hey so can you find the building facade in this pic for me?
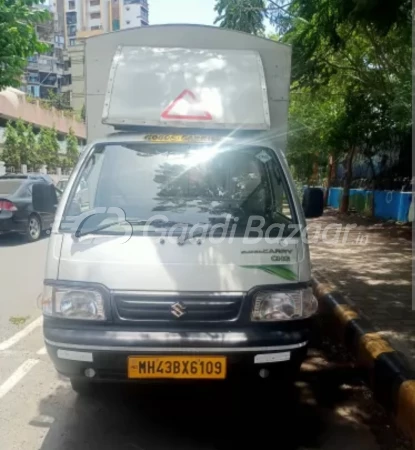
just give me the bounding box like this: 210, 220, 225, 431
21, 3, 66, 100
63, 0, 149, 46
62, 0, 149, 113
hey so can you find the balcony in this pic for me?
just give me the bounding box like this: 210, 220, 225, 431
88, 4, 101, 13
27, 61, 39, 71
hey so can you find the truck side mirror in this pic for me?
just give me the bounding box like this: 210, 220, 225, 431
33, 183, 58, 213
302, 187, 324, 218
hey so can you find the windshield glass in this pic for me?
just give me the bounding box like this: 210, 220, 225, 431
0, 180, 24, 196
60, 142, 296, 236
57, 179, 68, 191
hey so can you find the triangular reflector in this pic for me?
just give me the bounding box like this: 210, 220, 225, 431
161, 89, 212, 121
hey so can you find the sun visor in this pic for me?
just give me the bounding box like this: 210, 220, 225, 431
102, 46, 271, 130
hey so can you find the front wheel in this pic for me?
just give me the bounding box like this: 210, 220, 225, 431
26, 214, 42, 242
70, 378, 94, 396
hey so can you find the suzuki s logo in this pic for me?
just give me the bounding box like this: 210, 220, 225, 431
171, 302, 187, 318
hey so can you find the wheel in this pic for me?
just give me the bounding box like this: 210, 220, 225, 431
70, 378, 94, 396
26, 214, 42, 242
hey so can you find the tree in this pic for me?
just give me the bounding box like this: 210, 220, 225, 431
214, 0, 266, 34
38, 127, 59, 171
14, 119, 30, 167
1, 121, 20, 170
0, 0, 50, 90
1, 120, 39, 171
26, 124, 39, 170
47, 89, 71, 111
212, 0, 412, 213
80, 104, 86, 122
65, 127, 79, 169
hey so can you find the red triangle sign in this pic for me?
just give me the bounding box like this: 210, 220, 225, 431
161, 89, 212, 121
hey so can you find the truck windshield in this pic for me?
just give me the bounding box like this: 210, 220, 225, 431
60, 142, 297, 237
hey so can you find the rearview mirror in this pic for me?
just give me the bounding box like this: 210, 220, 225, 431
302, 187, 324, 218
33, 183, 58, 213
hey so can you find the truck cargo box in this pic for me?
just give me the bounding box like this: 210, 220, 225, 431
103, 46, 271, 131
85, 24, 291, 149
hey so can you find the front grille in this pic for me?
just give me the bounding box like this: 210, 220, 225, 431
113, 292, 244, 323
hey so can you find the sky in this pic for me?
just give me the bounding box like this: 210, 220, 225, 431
149, 0, 274, 32
149, 0, 218, 26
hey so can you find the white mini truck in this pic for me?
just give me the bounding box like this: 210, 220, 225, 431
35, 25, 324, 394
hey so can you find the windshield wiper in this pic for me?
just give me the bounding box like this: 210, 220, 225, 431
74, 217, 195, 239
73, 219, 130, 238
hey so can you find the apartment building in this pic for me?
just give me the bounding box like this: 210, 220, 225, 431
21, 3, 66, 100
64, 0, 149, 45
62, 0, 149, 112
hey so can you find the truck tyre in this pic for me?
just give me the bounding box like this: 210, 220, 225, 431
70, 378, 94, 396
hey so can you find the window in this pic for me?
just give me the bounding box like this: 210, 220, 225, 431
90, 12, 101, 19
69, 38, 76, 46
60, 143, 296, 236
91, 25, 101, 30
68, 0, 75, 9
66, 11, 77, 24
90, 0, 100, 5
0, 180, 24, 195
20, 184, 33, 197
141, 7, 148, 21
68, 24, 77, 36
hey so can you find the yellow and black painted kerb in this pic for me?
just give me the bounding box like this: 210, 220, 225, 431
312, 277, 415, 445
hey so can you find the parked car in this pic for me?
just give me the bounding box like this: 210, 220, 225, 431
56, 177, 69, 192
0, 173, 59, 242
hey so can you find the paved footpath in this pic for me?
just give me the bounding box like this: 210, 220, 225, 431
309, 209, 414, 367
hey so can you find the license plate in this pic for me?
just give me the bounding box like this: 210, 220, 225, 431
127, 356, 227, 379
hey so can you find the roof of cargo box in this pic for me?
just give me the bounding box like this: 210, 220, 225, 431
85, 25, 292, 145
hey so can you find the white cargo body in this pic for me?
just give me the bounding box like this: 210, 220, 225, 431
85, 24, 292, 148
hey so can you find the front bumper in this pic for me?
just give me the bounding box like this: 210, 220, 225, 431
44, 325, 311, 381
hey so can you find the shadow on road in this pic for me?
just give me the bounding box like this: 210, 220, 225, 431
35, 378, 324, 450
0, 233, 49, 247
30, 341, 397, 450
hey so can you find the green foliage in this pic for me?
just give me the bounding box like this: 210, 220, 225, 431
47, 89, 71, 111
0, 0, 51, 90
1, 121, 81, 172
80, 104, 86, 122
25, 124, 39, 169
2, 120, 39, 170
214, 0, 266, 34
38, 127, 59, 170
65, 127, 79, 168
213, 0, 412, 210
2, 121, 21, 170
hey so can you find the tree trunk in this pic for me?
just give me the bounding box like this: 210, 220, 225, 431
340, 148, 356, 214
324, 154, 334, 207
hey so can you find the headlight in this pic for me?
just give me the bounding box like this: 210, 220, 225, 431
251, 288, 317, 321
41, 285, 106, 321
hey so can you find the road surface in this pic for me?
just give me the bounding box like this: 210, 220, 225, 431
0, 234, 409, 450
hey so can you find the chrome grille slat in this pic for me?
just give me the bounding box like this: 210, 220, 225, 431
113, 292, 244, 323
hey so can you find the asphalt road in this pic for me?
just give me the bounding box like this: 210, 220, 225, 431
0, 233, 48, 342
0, 233, 409, 450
